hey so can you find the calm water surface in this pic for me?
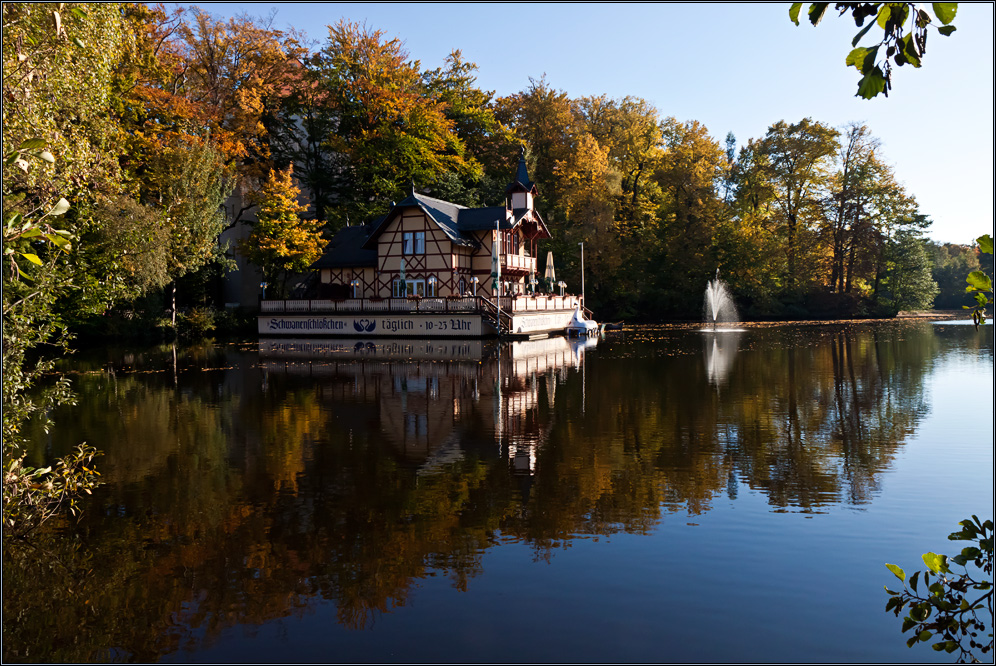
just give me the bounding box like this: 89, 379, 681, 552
5, 321, 993, 663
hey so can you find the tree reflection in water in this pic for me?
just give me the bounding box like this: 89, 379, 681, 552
4, 322, 966, 662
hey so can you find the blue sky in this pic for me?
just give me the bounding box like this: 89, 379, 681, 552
178, 2, 994, 244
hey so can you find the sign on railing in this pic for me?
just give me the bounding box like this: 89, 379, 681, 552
259, 294, 578, 315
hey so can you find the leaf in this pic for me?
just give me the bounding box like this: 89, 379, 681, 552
977, 234, 994, 254
901, 34, 922, 68
71, 37, 85, 48
49, 235, 71, 249
910, 570, 920, 592
887, 563, 906, 582
918, 630, 932, 641
21, 252, 42, 266
851, 20, 876, 47
49, 198, 70, 216
808, 2, 829, 26
789, 3, 803, 26
856, 68, 888, 98
15, 158, 29, 172
877, 5, 892, 29
932, 3, 957, 25
19, 138, 46, 150
922, 552, 948, 573
937, 25, 956, 36
39, 150, 55, 163
966, 271, 992, 291
902, 617, 916, 632
846, 46, 878, 73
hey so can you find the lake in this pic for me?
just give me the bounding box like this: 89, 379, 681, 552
4, 320, 993, 663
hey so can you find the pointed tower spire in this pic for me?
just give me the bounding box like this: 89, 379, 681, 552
506, 145, 537, 211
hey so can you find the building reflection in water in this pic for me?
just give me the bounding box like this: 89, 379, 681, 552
258, 336, 596, 480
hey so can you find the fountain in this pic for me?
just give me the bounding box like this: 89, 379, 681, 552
703, 270, 741, 331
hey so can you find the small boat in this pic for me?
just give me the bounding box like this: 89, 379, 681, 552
601, 321, 624, 331
566, 305, 598, 337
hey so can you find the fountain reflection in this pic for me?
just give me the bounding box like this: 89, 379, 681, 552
703, 330, 742, 388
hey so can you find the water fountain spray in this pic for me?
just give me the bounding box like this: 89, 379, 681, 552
704, 269, 739, 331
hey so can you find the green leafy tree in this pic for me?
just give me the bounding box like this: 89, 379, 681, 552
885, 516, 993, 662
2, 3, 118, 535
883, 230, 939, 312
239, 164, 325, 296
926, 241, 981, 309
790, 2, 959, 98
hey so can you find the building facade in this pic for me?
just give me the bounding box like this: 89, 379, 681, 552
313, 153, 551, 300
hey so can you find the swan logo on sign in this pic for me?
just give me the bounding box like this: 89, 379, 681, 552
353, 318, 376, 332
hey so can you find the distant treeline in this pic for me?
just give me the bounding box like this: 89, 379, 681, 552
3, 3, 987, 334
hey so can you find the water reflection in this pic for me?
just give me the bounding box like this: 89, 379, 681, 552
5, 322, 988, 662
703, 330, 742, 388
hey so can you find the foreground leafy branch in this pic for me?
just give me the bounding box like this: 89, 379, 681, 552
885, 516, 994, 662
790, 2, 959, 98
965, 234, 993, 328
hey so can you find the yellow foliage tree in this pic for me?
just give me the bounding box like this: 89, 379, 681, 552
240, 164, 325, 296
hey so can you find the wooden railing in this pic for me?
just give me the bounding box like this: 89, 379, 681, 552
502, 253, 536, 272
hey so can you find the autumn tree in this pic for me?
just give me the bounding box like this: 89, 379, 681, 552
647, 118, 728, 315
240, 165, 325, 296
310, 21, 478, 226
423, 50, 519, 205
495, 76, 578, 209
755, 118, 840, 293
175, 8, 306, 173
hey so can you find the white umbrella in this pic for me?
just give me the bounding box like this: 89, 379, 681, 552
544, 251, 556, 291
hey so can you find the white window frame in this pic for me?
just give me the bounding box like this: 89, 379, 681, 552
414, 231, 425, 254
394, 278, 425, 297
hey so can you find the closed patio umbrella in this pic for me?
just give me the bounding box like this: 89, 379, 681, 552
399, 257, 406, 297
544, 251, 556, 292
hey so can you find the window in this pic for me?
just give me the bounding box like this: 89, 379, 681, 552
393, 279, 425, 297
403, 231, 425, 255
458, 277, 466, 295
427, 276, 437, 297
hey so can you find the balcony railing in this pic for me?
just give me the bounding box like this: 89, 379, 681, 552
501, 253, 536, 272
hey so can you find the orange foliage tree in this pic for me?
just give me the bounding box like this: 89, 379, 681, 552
240, 165, 325, 296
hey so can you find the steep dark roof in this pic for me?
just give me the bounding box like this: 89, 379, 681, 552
311, 221, 378, 269
458, 205, 512, 231
506, 152, 536, 194
363, 193, 516, 249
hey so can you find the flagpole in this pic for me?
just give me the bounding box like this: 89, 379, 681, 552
495, 219, 501, 331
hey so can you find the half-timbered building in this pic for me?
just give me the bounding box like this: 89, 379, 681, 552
313, 153, 549, 299
259, 154, 590, 337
